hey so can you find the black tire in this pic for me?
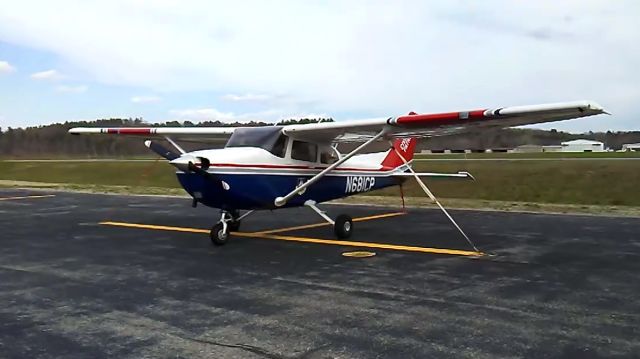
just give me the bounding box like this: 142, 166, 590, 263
334, 214, 353, 239
210, 222, 229, 246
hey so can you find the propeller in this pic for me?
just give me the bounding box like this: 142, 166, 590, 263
167, 151, 228, 190
144, 140, 229, 208
144, 140, 179, 161
145, 139, 229, 193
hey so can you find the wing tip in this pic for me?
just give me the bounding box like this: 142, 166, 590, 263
580, 100, 607, 114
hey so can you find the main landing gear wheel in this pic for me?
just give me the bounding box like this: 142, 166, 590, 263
334, 214, 353, 239
210, 222, 229, 246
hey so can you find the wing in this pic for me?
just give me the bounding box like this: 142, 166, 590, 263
282, 100, 607, 143
68, 126, 237, 143
68, 100, 606, 144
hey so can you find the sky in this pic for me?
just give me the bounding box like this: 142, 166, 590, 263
0, 0, 639, 132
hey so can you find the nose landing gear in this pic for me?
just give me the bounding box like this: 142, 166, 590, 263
210, 209, 252, 246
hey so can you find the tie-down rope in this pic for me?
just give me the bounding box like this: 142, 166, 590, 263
393, 148, 480, 253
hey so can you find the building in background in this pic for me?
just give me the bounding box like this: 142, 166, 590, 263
560, 139, 604, 152
514, 144, 543, 153
621, 143, 640, 152
542, 145, 563, 152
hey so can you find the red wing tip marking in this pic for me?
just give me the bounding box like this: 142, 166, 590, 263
394, 109, 488, 125
106, 128, 154, 134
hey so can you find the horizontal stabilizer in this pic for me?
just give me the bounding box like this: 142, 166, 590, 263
393, 171, 475, 180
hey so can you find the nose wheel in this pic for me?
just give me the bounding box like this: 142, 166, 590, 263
210, 222, 229, 245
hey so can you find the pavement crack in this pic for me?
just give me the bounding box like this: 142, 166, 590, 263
179, 336, 288, 359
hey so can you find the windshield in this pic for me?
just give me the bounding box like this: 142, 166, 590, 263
225, 126, 286, 157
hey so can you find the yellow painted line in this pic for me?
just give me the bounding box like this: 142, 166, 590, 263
100, 221, 210, 234
238, 232, 483, 256
0, 194, 56, 201
100, 220, 484, 257
253, 211, 406, 235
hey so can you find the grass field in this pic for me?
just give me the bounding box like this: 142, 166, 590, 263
1, 158, 639, 206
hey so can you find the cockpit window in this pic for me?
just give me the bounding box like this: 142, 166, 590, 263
320, 147, 338, 164
225, 126, 286, 157
291, 140, 318, 162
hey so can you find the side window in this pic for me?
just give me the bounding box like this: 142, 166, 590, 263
320, 147, 338, 164
270, 135, 287, 158
291, 140, 318, 162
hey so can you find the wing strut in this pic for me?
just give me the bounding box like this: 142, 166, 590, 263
164, 136, 186, 154
274, 129, 388, 207
393, 147, 481, 253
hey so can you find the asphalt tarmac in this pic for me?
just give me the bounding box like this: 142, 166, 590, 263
1, 189, 639, 358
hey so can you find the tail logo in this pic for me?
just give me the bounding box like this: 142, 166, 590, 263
399, 138, 411, 152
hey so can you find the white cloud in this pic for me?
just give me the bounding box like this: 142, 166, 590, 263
221, 93, 271, 102
0, 1, 638, 130
169, 108, 236, 122
168, 107, 328, 123
131, 95, 161, 103
0, 61, 16, 74
55, 85, 88, 93
30, 69, 64, 81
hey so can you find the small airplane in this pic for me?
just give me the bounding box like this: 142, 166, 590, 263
70, 100, 606, 247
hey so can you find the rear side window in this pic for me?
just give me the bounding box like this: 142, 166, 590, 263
291, 140, 318, 162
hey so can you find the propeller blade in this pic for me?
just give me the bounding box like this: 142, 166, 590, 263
144, 140, 180, 161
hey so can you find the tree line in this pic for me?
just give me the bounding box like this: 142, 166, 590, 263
0, 118, 334, 158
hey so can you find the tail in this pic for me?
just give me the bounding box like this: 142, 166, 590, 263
381, 137, 418, 169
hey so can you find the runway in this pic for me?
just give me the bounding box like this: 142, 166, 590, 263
1, 189, 639, 358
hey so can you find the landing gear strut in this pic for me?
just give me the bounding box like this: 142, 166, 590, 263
305, 200, 353, 239
210, 209, 253, 246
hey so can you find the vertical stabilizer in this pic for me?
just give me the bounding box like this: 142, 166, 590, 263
380, 137, 418, 169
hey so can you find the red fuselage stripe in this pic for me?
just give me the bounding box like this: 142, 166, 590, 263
202, 163, 390, 172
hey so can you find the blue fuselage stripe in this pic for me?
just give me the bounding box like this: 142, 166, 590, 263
176, 172, 402, 210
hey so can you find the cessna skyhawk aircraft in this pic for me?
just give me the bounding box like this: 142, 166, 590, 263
69, 100, 606, 246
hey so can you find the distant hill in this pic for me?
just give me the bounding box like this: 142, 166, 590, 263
1, 118, 638, 158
